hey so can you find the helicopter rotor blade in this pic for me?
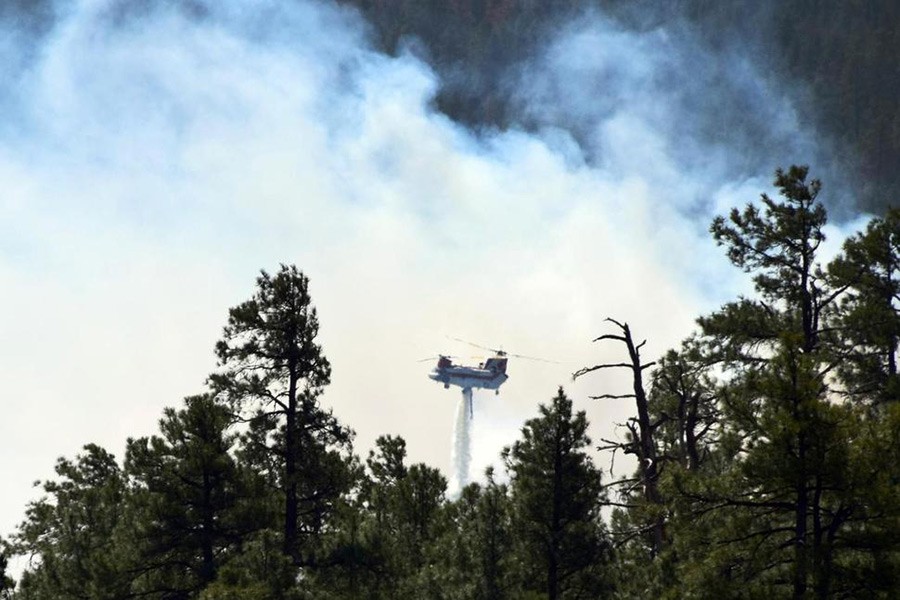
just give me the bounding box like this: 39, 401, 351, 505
417, 353, 494, 364
505, 352, 561, 364
447, 336, 561, 363
416, 354, 459, 363
447, 336, 501, 354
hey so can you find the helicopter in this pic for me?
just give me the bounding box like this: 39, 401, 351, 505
424, 338, 556, 396
427, 352, 510, 394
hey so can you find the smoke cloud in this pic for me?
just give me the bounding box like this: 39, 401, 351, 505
0, 0, 859, 536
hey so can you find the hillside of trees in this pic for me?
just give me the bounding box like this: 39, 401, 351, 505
339, 0, 900, 214
2, 165, 899, 598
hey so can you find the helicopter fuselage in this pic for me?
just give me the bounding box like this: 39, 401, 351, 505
429, 355, 509, 392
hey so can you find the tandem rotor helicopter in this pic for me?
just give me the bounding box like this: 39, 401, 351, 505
424, 338, 558, 487
422, 337, 557, 400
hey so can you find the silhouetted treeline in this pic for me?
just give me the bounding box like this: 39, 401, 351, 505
2, 165, 899, 598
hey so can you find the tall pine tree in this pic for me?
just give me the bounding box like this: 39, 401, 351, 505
503, 387, 612, 599
125, 394, 263, 596
682, 166, 867, 598
210, 265, 355, 568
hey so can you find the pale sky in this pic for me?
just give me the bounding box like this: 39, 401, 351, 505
0, 0, 857, 538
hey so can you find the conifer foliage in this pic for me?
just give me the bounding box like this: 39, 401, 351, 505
124, 394, 257, 597
209, 265, 355, 567
503, 388, 613, 599
5, 169, 900, 598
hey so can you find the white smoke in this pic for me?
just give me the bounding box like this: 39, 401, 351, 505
0, 0, 860, 540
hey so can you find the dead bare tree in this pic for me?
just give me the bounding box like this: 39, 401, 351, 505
574, 318, 665, 556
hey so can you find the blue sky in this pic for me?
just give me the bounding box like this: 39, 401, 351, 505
0, 0, 862, 536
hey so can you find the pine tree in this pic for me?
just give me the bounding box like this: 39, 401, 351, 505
503, 387, 612, 600
13, 444, 132, 599
604, 339, 722, 598
829, 207, 900, 406
306, 434, 447, 599
210, 265, 355, 567
681, 166, 865, 598
649, 340, 720, 475
424, 470, 515, 600
124, 394, 263, 597
0, 537, 14, 599
469, 469, 514, 600
823, 209, 900, 594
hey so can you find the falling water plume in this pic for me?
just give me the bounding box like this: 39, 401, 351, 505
451, 387, 473, 492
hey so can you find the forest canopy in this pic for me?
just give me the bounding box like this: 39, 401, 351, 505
3, 166, 899, 599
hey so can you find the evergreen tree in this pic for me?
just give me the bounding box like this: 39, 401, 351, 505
436, 469, 515, 600
468, 469, 514, 600
197, 529, 298, 600
703, 165, 832, 358
124, 394, 264, 597
0, 537, 14, 599
356, 434, 415, 598
305, 434, 447, 599
679, 166, 873, 598
13, 444, 132, 599
503, 387, 612, 600
829, 207, 900, 406
649, 340, 720, 475
824, 209, 900, 594
210, 265, 355, 567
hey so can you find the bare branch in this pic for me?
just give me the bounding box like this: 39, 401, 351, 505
602, 501, 641, 509
605, 317, 626, 330
600, 477, 640, 490
573, 363, 634, 379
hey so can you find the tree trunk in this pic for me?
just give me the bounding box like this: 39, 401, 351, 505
284, 368, 299, 562
793, 431, 809, 600
624, 324, 665, 555
685, 393, 701, 471
200, 469, 216, 585
548, 426, 562, 600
